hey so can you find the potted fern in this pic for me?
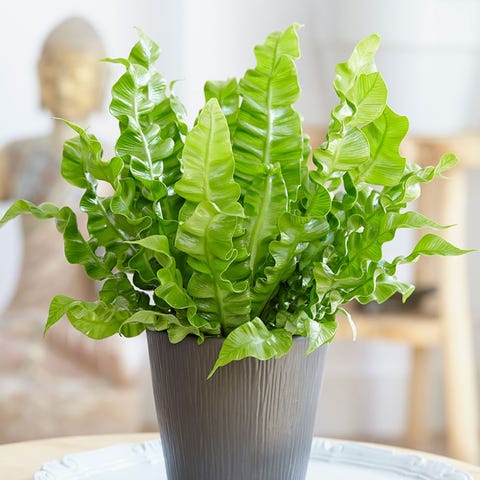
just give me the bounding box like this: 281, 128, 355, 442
0, 25, 468, 480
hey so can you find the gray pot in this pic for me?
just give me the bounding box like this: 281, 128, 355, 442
147, 330, 328, 480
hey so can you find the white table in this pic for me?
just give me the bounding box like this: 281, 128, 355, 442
1, 433, 479, 479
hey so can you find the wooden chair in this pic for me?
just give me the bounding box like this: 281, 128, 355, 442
307, 129, 480, 463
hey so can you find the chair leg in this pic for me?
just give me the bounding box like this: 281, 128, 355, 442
442, 314, 479, 463
437, 169, 479, 463
406, 347, 431, 450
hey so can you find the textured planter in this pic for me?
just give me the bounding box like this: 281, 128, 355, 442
147, 331, 328, 480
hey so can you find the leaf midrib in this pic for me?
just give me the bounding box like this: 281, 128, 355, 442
358, 114, 388, 182
254, 232, 300, 316
94, 194, 131, 243
203, 110, 214, 202
130, 74, 155, 182
203, 217, 227, 331
248, 39, 280, 278
249, 174, 274, 278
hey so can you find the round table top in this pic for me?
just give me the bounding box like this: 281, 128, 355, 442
1, 433, 479, 480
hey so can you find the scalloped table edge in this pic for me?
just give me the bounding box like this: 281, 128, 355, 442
30, 436, 476, 480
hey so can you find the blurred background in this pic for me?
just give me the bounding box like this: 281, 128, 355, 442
1, 0, 480, 463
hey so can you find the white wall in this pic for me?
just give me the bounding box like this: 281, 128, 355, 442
0, 0, 321, 144
0, 0, 186, 145
178, 0, 321, 124
311, 0, 480, 135
0, 0, 323, 141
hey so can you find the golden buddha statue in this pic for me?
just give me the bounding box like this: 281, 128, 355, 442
0, 17, 107, 317
0, 17, 106, 204
0, 20, 145, 443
